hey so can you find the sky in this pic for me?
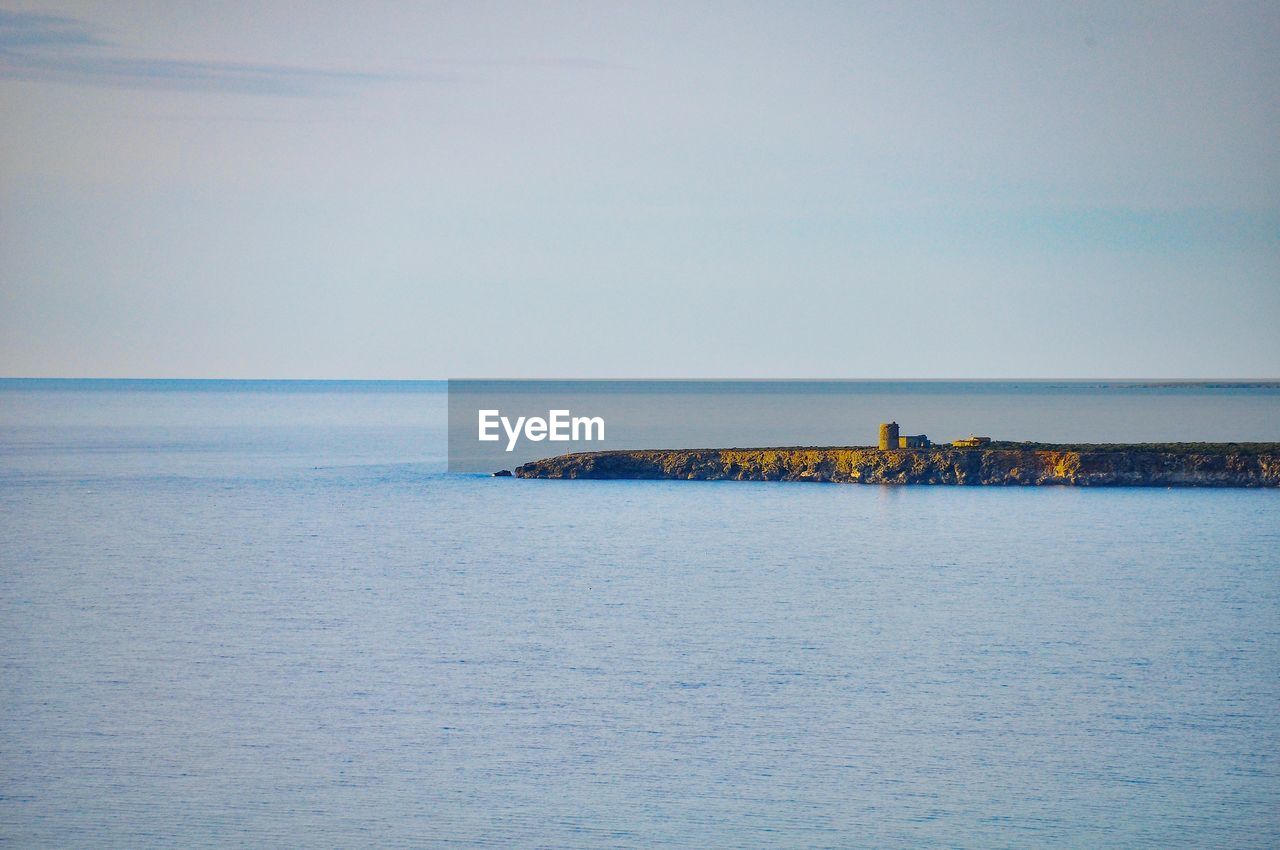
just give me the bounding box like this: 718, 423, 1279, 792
1, 1, 1277, 379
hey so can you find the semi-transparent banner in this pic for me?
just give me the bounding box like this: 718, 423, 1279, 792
445, 380, 1280, 473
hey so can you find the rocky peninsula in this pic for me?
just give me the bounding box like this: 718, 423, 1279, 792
513, 443, 1280, 487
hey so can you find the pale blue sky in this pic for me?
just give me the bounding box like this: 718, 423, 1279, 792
1, 1, 1277, 378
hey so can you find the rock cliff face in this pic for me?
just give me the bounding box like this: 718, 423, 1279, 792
514, 446, 1280, 487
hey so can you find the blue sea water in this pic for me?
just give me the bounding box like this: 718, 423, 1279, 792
1, 381, 1278, 848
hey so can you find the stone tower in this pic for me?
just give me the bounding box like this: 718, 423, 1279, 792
878, 422, 899, 451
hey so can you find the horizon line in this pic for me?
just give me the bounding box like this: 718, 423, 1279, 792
3, 376, 1279, 385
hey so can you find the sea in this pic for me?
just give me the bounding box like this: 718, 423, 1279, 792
1, 380, 1278, 848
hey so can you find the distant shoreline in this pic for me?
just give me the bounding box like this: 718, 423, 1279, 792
513, 444, 1280, 487
3, 378, 1279, 389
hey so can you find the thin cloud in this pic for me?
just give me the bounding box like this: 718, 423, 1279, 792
0, 11, 622, 96
0, 10, 105, 48
0, 10, 403, 96
4, 53, 402, 96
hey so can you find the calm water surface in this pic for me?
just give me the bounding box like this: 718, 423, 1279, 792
2, 382, 1277, 847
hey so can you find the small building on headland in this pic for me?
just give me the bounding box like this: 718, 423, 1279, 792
878, 422, 931, 450
951, 436, 992, 448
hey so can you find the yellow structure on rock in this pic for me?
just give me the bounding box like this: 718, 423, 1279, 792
952, 436, 992, 448
878, 422, 900, 450
878, 422, 931, 450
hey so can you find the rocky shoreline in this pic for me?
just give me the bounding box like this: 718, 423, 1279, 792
513, 445, 1280, 487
